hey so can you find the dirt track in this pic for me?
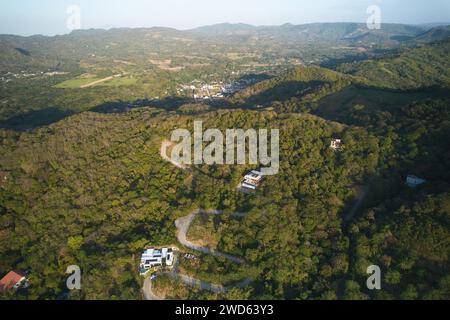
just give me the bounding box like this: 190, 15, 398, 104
143, 210, 250, 300
175, 210, 244, 264
80, 76, 114, 88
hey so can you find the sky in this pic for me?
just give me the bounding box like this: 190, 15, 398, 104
0, 0, 449, 36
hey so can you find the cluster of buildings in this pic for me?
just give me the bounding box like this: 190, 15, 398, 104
178, 82, 227, 101
139, 247, 175, 276
176, 76, 261, 101
241, 170, 264, 191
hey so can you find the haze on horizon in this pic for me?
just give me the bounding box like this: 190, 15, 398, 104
0, 0, 450, 36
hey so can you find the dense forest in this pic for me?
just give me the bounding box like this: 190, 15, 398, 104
0, 25, 449, 300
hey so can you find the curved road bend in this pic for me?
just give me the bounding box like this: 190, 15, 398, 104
143, 271, 253, 300
143, 210, 250, 300
175, 210, 245, 264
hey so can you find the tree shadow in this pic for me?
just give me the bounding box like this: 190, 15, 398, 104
0, 72, 272, 131
90, 97, 195, 114
0, 107, 75, 131
314, 84, 450, 126
0, 97, 198, 131
235, 73, 273, 84
233, 80, 329, 107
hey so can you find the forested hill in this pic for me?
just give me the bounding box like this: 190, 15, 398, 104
0, 109, 381, 299
1, 99, 449, 300
232, 40, 450, 103
0, 23, 449, 300
228, 40, 450, 110
228, 65, 359, 106
337, 40, 450, 89
415, 25, 450, 43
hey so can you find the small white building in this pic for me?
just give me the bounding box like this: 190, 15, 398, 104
406, 175, 426, 188
241, 170, 264, 190
330, 139, 343, 151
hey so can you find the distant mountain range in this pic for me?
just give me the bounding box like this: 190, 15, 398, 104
2, 22, 449, 43
191, 22, 450, 43
0, 22, 449, 73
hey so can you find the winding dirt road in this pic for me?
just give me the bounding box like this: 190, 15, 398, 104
143, 209, 250, 300
143, 270, 252, 300
175, 210, 245, 264
143, 142, 251, 300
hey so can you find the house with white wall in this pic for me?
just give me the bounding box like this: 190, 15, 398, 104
140, 247, 174, 275
241, 170, 264, 190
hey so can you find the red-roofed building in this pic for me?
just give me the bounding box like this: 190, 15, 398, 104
0, 270, 28, 292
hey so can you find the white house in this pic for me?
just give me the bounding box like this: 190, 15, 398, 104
241, 170, 264, 190
330, 139, 343, 151
140, 247, 174, 275
406, 175, 426, 188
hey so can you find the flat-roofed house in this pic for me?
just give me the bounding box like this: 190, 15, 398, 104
140, 249, 162, 273
241, 170, 264, 190
140, 247, 175, 275
244, 171, 263, 184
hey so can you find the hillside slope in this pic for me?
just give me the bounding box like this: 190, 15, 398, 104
229, 65, 360, 106
337, 41, 450, 89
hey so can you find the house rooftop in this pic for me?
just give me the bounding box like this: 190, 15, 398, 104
406, 175, 426, 188
140, 247, 175, 275
0, 270, 26, 292
241, 169, 265, 190
330, 138, 343, 151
